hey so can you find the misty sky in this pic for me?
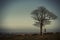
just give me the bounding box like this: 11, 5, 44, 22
0, 0, 60, 33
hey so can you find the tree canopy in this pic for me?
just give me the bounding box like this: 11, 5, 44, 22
31, 6, 57, 27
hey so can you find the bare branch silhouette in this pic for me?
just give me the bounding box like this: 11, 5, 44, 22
31, 6, 57, 35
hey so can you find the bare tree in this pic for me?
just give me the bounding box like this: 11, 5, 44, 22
31, 6, 57, 35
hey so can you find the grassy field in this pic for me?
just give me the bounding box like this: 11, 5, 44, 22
0, 32, 60, 40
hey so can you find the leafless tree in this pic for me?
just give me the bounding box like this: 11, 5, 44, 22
31, 6, 57, 35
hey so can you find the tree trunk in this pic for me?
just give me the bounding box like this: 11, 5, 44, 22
40, 20, 43, 35
40, 23, 43, 35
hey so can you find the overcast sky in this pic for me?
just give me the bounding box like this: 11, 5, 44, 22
0, 0, 60, 33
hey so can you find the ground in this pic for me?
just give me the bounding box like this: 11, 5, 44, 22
0, 32, 60, 40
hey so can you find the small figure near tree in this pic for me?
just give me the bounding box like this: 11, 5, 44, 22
31, 6, 57, 35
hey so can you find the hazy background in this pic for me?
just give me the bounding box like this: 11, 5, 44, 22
0, 0, 60, 33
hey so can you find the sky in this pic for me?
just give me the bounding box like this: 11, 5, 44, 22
0, 0, 60, 33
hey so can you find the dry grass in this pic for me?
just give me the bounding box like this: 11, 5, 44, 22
0, 32, 60, 40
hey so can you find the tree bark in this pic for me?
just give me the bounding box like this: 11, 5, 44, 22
40, 23, 42, 35
40, 20, 43, 35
